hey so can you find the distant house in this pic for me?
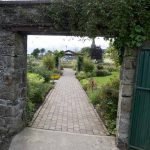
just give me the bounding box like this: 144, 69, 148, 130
64, 50, 77, 56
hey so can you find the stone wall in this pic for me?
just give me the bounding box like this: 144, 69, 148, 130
0, 29, 27, 149
0, 2, 72, 35
0, 4, 50, 25
0, 1, 143, 150
116, 49, 138, 149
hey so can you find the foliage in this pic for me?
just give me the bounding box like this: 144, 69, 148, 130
83, 77, 119, 134
79, 69, 119, 134
27, 55, 39, 72
52, 68, 63, 75
80, 47, 91, 55
95, 78, 119, 134
97, 64, 104, 70
61, 60, 77, 69
50, 74, 61, 80
31, 66, 51, 82
86, 72, 95, 78
27, 55, 51, 82
26, 99, 35, 122
88, 90, 100, 106
83, 58, 94, 73
103, 63, 119, 72
95, 69, 111, 77
31, 48, 40, 58
77, 56, 83, 72
53, 50, 65, 68
42, 54, 55, 70
80, 72, 119, 88
40, 48, 46, 55
47, 0, 149, 62
26, 72, 53, 122
27, 73, 52, 104
106, 42, 120, 66
76, 71, 87, 80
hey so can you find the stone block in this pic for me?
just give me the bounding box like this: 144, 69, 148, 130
0, 56, 13, 69
6, 114, 24, 134
0, 127, 8, 134
121, 97, 132, 113
0, 92, 17, 101
19, 88, 27, 98
0, 99, 7, 105
14, 55, 27, 69
0, 104, 7, 117
123, 70, 135, 82
124, 57, 136, 70
5, 106, 18, 117
0, 118, 6, 126
122, 84, 133, 97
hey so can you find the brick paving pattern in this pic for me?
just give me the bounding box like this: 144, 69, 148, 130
31, 68, 107, 135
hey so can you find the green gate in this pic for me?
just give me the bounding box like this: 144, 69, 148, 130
129, 46, 150, 150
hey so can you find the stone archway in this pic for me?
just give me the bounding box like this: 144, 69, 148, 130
0, 1, 140, 149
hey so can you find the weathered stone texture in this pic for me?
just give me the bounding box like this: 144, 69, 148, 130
0, 29, 27, 149
116, 50, 138, 149
0, 5, 50, 25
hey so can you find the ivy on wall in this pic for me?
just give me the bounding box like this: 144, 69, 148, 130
47, 0, 149, 51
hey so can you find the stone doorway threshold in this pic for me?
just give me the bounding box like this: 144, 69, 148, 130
9, 127, 118, 150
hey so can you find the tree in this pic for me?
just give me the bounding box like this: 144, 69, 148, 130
106, 42, 120, 67
31, 48, 40, 58
47, 0, 149, 61
40, 48, 46, 56
53, 50, 65, 68
47, 50, 52, 55
80, 47, 91, 55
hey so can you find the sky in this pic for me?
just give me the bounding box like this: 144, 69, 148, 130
27, 36, 110, 54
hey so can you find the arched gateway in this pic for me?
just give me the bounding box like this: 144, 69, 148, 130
0, 1, 149, 150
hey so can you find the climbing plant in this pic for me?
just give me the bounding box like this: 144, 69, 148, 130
47, 0, 150, 60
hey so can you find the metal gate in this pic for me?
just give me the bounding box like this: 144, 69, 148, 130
129, 47, 150, 150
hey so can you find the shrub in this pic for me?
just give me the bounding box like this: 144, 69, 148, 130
77, 56, 83, 71
95, 69, 112, 77
86, 72, 93, 78
95, 78, 119, 134
103, 63, 119, 72
105, 66, 118, 72
84, 77, 119, 134
27, 73, 52, 104
88, 89, 100, 106
42, 54, 55, 70
52, 68, 63, 75
31, 66, 51, 82
97, 64, 104, 70
82, 83, 89, 91
27, 56, 40, 73
26, 99, 35, 122
76, 71, 87, 80
50, 74, 61, 80
83, 58, 94, 73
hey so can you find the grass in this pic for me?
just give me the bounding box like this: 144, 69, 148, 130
80, 71, 119, 134
80, 72, 119, 87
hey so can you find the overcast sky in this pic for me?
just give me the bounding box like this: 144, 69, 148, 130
27, 35, 110, 54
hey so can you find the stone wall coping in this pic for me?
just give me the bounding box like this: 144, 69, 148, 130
0, 0, 52, 5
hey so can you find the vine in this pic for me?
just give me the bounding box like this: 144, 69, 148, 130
47, 0, 150, 60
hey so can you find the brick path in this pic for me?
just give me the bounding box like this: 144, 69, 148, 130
31, 68, 107, 136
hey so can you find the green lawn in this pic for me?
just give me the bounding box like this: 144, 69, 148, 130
80, 72, 119, 87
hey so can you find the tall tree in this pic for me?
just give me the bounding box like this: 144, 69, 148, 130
31, 48, 40, 58
40, 48, 46, 56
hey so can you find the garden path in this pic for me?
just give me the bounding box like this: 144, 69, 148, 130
9, 68, 118, 150
31, 68, 106, 135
